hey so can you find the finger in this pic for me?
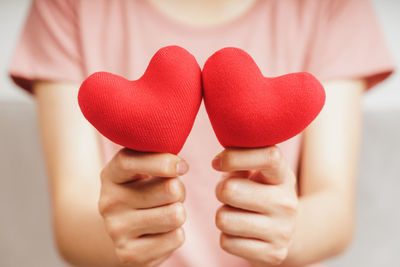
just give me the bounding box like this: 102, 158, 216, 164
212, 146, 290, 185
250, 146, 294, 185
130, 202, 186, 237
115, 228, 185, 265
216, 205, 271, 241
146, 253, 172, 267
215, 178, 298, 214
216, 206, 292, 246
220, 233, 288, 266
104, 148, 189, 184
105, 202, 185, 239
99, 177, 185, 212
222, 170, 252, 179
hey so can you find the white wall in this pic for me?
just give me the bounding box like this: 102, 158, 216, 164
0, 0, 31, 103
363, 0, 400, 109
1, 0, 399, 108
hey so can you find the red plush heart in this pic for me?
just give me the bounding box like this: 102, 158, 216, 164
202, 47, 326, 148
78, 46, 202, 154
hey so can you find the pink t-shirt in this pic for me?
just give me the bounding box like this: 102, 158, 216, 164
10, 0, 394, 266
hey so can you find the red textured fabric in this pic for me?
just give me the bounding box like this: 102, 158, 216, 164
78, 46, 202, 154
202, 47, 326, 148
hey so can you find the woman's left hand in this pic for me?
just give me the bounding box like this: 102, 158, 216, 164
212, 146, 298, 266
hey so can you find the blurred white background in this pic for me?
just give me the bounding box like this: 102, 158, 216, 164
0, 1, 399, 267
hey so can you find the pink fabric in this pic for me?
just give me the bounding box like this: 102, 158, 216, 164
9, 0, 394, 266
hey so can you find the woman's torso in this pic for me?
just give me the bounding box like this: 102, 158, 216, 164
80, 1, 309, 266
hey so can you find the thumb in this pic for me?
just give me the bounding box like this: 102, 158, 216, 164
250, 146, 289, 185
211, 146, 290, 185
250, 168, 285, 185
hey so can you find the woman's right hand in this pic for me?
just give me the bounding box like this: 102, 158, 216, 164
99, 148, 188, 266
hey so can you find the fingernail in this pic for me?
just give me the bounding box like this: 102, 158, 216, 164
212, 157, 222, 170
177, 161, 189, 175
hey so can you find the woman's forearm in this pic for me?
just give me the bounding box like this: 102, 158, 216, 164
51, 176, 124, 267
33, 82, 125, 266
274, 80, 364, 267
278, 189, 354, 267
53, 175, 354, 267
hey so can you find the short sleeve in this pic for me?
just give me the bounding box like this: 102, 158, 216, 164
307, 0, 395, 89
9, 0, 83, 93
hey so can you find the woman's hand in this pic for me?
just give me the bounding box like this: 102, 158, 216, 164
213, 146, 298, 266
99, 148, 188, 266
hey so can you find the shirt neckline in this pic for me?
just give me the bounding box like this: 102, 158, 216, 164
140, 0, 263, 35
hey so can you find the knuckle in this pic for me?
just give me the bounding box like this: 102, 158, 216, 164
223, 151, 238, 169
173, 228, 185, 247
218, 180, 237, 203
100, 168, 108, 182
167, 203, 186, 227
215, 208, 229, 231
277, 197, 298, 214
98, 195, 119, 216
116, 248, 146, 265
277, 226, 293, 242
114, 239, 127, 251
266, 247, 288, 265
115, 248, 131, 264
166, 179, 185, 202
160, 155, 176, 176
219, 234, 231, 251
286, 172, 297, 187
265, 146, 282, 168
106, 219, 127, 240
114, 151, 132, 172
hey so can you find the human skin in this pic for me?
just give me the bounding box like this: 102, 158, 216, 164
33, 78, 364, 267
212, 146, 298, 266
27, 0, 365, 265
98, 149, 189, 266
